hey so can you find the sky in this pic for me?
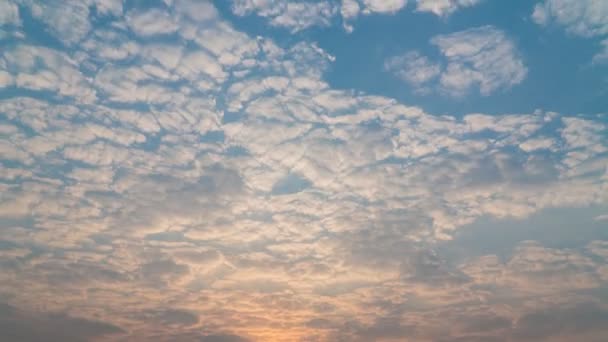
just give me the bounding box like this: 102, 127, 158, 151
0, 0, 607, 341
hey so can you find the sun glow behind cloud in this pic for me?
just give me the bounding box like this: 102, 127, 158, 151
0, 0, 608, 341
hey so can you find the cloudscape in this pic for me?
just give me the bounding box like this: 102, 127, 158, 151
0, 0, 607, 341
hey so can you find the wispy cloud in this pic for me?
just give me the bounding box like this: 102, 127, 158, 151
0, 0, 607, 341
534, 0, 608, 63
384, 51, 441, 94
386, 26, 527, 97
533, 0, 608, 37
230, 0, 482, 33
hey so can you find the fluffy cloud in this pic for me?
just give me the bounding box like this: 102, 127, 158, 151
533, 0, 608, 37
533, 0, 608, 64
386, 26, 527, 96
230, 0, 338, 33
384, 51, 441, 94
0, 1, 607, 341
416, 0, 482, 16
0, 0, 20, 26
126, 7, 179, 37
361, 0, 408, 14
20, 0, 93, 45
13, 0, 125, 43
1, 45, 96, 102
92, 0, 123, 16
231, 0, 482, 32
431, 26, 527, 95
593, 38, 608, 64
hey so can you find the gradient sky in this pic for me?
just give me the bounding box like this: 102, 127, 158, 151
0, 0, 608, 341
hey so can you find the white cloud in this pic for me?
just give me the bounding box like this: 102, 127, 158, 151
340, 0, 360, 31
80, 29, 141, 62
63, 141, 132, 166
173, 0, 219, 22
231, 0, 337, 33
386, 26, 527, 97
340, 0, 410, 32
0, 0, 20, 26
175, 50, 227, 83
1, 1, 607, 340
518, 137, 555, 152
92, 0, 123, 16
271, 2, 337, 32
533, 0, 608, 37
533, 0, 608, 64
2, 45, 96, 102
361, 0, 408, 14
561, 117, 607, 169
432, 26, 527, 96
127, 8, 179, 37
416, 0, 481, 16
231, 0, 481, 33
593, 38, 608, 64
23, 0, 93, 45
384, 51, 441, 94
0, 70, 13, 87
5, 0, 124, 46
189, 22, 259, 67
143, 44, 183, 70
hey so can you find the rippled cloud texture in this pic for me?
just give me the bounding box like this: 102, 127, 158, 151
1, 0, 607, 341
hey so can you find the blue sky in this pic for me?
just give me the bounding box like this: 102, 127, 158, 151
0, 0, 608, 341
216, 0, 608, 116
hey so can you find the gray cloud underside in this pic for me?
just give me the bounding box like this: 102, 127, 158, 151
0, 0, 607, 341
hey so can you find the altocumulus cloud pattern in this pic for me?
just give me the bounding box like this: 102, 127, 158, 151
1, 0, 608, 341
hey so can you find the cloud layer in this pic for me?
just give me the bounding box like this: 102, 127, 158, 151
230, 0, 484, 32
0, 0, 607, 341
533, 0, 608, 64
386, 26, 528, 96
